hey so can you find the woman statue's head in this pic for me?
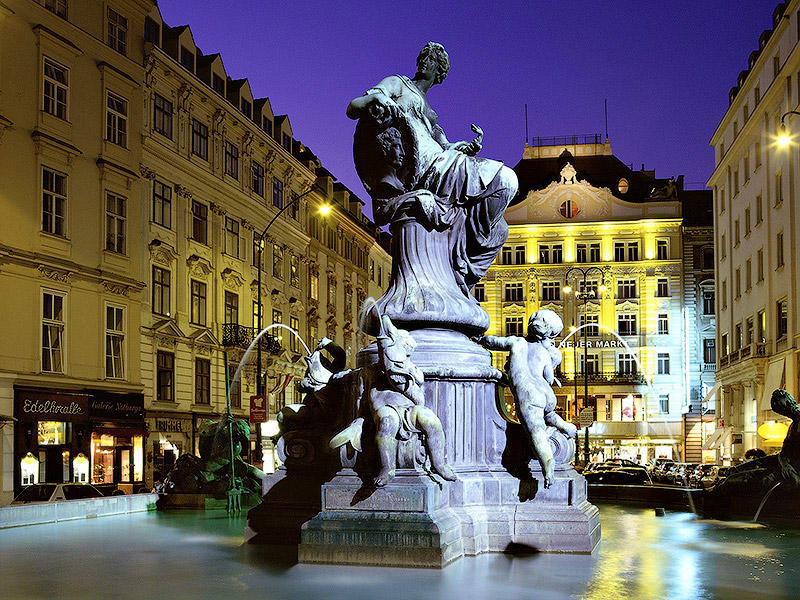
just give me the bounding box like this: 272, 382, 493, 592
416, 42, 450, 84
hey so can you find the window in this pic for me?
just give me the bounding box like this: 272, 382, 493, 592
614, 241, 639, 261
377, 266, 383, 287
703, 339, 716, 364
720, 233, 726, 260
734, 170, 739, 196
282, 132, 292, 151
229, 363, 241, 409
195, 358, 210, 404
191, 120, 208, 160
576, 242, 600, 263
756, 194, 763, 224
43, 58, 68, 119
719, 187, 725, 213
777, 299, 788, 339
539, 244, 562, 264
627, 242, 639, 261
578, 280, 599, 298
703, 290, 715, 315
180, 47, 194, 72
144, 16, 160, 44
42, 167, 66, 236
224, 217, 240, 257
273, 178, 284, 209
252, 300, 262, 329
777, 232, 784, 267
657, 313, 669, 335
289, 316, 300, 353
212, 74, 225, 95
192, 201, 207, 244
702, 248, 714, 270
252, 233, 263, 268
45, 0, 67, 18
774, 54, 780, 78
734, 219, 740, 246
757, 310, 766, 342
327, 274, 337, 306
152, 180, 171, 228
473, 283, 485, 302
617, 279, 637, 299
310, 271, 319, 301
617, 313, 637, 336
657, 353, 670, 375
757, 248, 764, 282
325, 226, 336, 251
105, 91, 128, 147
735, 268, 741, 298
721, 280, 727, 310
190, 280, 206, 326
156, 352, 174, 402
262, 116, 272, 135
659, 395, 669, 414
734, 323, 742, 350
504, 282, 524, 302
775, 172, 783, 205
541, 281, 561, 301
578, 313, 599, 336
754, 85, 761, 105
745, 317, 754, 346
290, 255, 300, 287
617, 353, 637, 374
240, 98, 252, 119
578, 353, 599, 376
514, 245, 526, 265
272, 310, 283, 346
106, 8, 127, 55
105, 305, 125, 379
656, 239, 668, 260
252, 161, 264, 196
746, 258, 752, 291
224, 291, 238, 325
656, 278, 669, 297
755, 140, 762, 168
224, 142, 239, 179
744, 207, 751, 235
614, 242, 624, 262
153, 94, 173, 139
721, 333, 729, 357
272, 244, 284, 279
288, 192, 299, 220
505, 316, 524, 337
151, 267, 170, 316
42, 291, 65, 373
501, 246, 512, 264
105, 192, 126, 254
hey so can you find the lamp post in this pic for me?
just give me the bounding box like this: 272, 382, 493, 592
777, 111, 800, 146
254, 183, 328, 464
563, 266, 607, 465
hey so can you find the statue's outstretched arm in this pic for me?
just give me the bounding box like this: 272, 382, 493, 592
475, 335, 512, 351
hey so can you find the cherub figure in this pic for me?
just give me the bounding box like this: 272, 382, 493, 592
475, 309, 577, 488
331, 304, 456, 487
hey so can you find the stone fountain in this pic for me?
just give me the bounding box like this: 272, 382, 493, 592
246, 42, 599, 566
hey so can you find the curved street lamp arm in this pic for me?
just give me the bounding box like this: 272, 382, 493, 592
258, 182, 325, 241
780, 110, 800, 127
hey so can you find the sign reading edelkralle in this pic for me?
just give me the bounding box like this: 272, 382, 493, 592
15, 389, 89, 421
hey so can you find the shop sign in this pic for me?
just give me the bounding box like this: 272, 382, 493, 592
15, 390, 89, 421
90, 393, 144, 420
151, 418, 187, 433
250, 395, 267, 423
562, 339, 631, 349
579, 407, 595, 427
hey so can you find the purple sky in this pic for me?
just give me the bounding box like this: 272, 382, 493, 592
160, 0, 777, 214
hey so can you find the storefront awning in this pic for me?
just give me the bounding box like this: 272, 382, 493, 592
759, 358, 786, 411
702, 426, 732, 449
586, 420, 681, 438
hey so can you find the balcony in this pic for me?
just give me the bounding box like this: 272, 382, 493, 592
555, 369, 647, 385
221, 323, 282, 354
754, 342, 767, 357
701, 362, 716, 372
719, 355, 729, 367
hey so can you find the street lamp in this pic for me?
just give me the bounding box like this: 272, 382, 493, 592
563, 265, 607, 465
777, 110, 800, 146
254, 183, 329, 463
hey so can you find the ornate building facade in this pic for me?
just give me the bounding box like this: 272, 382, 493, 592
0, 0, 390, 501
707, 1, 800, 463
481, 136, 711, 463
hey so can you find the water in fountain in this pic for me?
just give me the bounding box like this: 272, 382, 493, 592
227, 324, 310, 406
753, 481, 783, 522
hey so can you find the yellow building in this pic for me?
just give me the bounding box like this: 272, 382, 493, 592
0, 0, 391, 501
707, 1, 800, 462
481, 138, 700, 464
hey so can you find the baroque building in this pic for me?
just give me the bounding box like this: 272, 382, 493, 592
707, 1, 800, 463
481, 136, 711, 464
0, 0, 390, 502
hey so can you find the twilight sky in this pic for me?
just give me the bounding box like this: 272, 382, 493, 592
160, 0, 777, 215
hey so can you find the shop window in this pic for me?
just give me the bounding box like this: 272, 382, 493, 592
20, 452, 40, 486
38, 421, 70, 445
72, 453, 89, 483
43, 57, 69, 120
42, 290, 65, 373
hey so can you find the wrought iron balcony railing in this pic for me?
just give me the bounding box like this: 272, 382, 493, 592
221, 323, 282, 354
554, 369, 647, 385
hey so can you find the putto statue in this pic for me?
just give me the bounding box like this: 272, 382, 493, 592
331, 301, 456, 486
347, 41, 518, 333
476, 310, 577, 488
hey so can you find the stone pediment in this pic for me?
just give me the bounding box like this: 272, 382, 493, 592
582, 301, 601, 313
503, 303, 526, 315
151, 319, 185, 338
187, 254, 213, 277
149, 239, 178, 266
189, 328, 219, 347
221, 268, 244, 290
616, 300, 639, 312
539, 302, 561, 313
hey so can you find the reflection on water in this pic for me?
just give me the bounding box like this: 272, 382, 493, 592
1, 503, 799, 600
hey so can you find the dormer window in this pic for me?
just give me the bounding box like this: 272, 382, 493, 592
212, 74, 225, 96
45, 0, 68, 18
180, 47, 194, 72
241, 98, 252, 119
262, 117, 272, 135
144, 17, 160, 45
282, 133, 292, 151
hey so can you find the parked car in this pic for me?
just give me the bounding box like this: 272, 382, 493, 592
699, 466, 730, 489
660, 463, 681, 485
584, 466, 652, 485
12, 483, 105, 504
688, 464, 715, 488
673, 463, 700, 487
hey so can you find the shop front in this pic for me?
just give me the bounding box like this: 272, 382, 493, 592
583, 420, 683, 465
13, 387, 146, 497
145, 411, 194, 488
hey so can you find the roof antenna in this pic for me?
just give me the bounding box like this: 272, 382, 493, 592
525, 103, 529, 145
604, 98, 609, 141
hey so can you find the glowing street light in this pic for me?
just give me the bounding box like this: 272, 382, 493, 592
563, 285, 572, 294
318, 204, 331, 215
777, 111, 800, 147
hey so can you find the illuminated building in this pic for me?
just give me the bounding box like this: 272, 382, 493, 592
707, 1, 800, 462
480, 136, 711, 463
0, 1, 390, 501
